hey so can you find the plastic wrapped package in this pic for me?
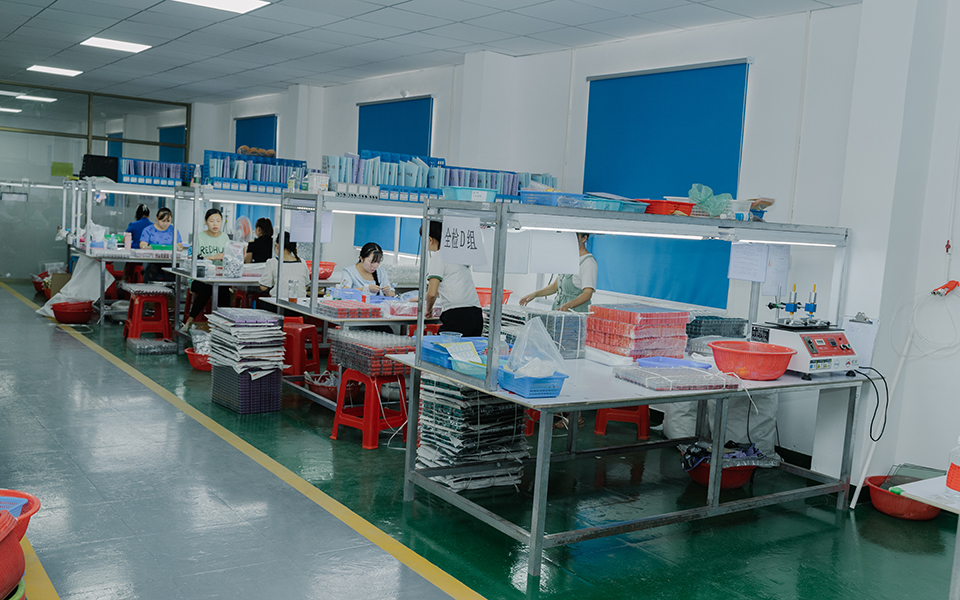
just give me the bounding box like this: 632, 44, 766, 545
538, 311, 587, 359
613, 366, 740, 391
313, 299, 383, 319
590, 304, 690, 327
587, 317, 686, 339
221, 241, 245, 278
384, 300, 440, 318
505, 319, 566, 378
191, 330, 213, 355
329, 329, 413, 376
126, 338, 178, 355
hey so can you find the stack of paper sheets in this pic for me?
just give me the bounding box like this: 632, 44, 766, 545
207, 308, 285, 375
417, 375, 528, 491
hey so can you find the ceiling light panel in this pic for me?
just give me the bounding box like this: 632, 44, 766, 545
0, 108, 22, 113
27, 65, 82, 77
170, 0, 269, 15
80, 37, 152, 53
16, 95, 57, 102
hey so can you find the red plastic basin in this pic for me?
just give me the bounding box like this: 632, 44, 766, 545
32, 271, 48, 293
688, 463, 757, 489
51, 301, 94, 324
866, 476, 940, 521
185, 348, 212, 372
304, 261, 336, 280
709, 340, 797, 381
476, 288, 512, 308
0, 511, 24, 600
0, 490, 39, 541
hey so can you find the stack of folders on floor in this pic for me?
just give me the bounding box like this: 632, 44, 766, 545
208, 308, 285, 414
417, 375, 528, 492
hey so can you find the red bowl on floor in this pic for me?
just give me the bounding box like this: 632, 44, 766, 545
42, 287, 51, 300
0, 511, 24, 600
32, 271, 48, 293
185, 348, 212, 371
709, 340, 797, 380
866, 475, 940, 520
688, 463, 757, 489
0, 490, 39, 541
51, 301, 94, 324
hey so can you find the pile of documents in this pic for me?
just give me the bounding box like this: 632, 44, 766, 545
417, 375, 528, 491
207, 308, 285, 375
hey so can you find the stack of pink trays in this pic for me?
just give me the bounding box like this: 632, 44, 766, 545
586, 304, 690, 358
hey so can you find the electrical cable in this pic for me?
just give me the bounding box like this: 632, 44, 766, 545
856, 367, 889, 443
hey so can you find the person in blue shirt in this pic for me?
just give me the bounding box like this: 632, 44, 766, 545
140, 207, 182, 283
123, 204, 152, 282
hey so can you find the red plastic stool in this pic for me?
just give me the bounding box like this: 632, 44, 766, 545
283, 322, 319, 376
123, 294, 172, 340
594, 405, 650, 440
183, 289, 212, 324
233, 289, 266, 308
407, 324, 442, 336
331, 369, 407, 450
524, 409, 540, 436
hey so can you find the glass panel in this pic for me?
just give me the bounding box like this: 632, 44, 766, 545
90, 96, 186, 147
0, 83, 88, 136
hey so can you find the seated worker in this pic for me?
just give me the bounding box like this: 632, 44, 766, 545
339, 242, 395, 296
259, 232, 310, 299
139, 207, 182, 283
423, 220, 483, 337
244, 217, 273, 263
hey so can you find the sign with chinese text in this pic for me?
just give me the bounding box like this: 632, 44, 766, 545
439, 216, 486, 266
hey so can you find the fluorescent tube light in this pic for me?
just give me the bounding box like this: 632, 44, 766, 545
16, 95, 56, 103
171, 0, 269, 14
81, 37, 151, 53
0, 108, 21, 113
0, 91, 21, 97
520, 226, 703, 241
27, 65, 82, 77
97, 188, 176, 199
739, 239, 837, 248
332, 209, 423, 219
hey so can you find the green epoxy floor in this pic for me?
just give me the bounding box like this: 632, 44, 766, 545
21, 282, 957, 599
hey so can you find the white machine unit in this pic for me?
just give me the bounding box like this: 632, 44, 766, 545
751, 324, 859, 378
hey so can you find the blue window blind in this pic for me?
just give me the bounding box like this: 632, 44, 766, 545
106, 132, 122, 159
158, 125, 185, 163
235, 115, 278, 239
583, 62, 748, 309
355, 97, 433, 252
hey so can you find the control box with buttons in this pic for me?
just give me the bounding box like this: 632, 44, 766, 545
751, 324, 859, 376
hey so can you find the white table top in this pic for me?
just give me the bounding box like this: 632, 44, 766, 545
71, 246, 182, 263
893, 476, 960, 515
163, 267, 264, 286
388, 352, 862, 410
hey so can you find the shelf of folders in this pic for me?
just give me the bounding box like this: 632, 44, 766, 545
203, 150, 307, 194
119, 159, 195, 187
321, 149, 558, 202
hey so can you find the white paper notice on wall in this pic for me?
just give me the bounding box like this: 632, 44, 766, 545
474, 229, 530, 274
320, 211, 333, 244
289, 210, 314, 243
728, 242, 769, 282
439, 216, 486, 266
762, 244, 791, 296
527, 231, 579, 274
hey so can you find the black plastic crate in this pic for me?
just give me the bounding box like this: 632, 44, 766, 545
211, 367, 281, 414
686, 316, 748, 338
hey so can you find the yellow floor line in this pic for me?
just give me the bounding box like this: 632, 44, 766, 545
1, 283, 484, 600
20, 537, 59, 600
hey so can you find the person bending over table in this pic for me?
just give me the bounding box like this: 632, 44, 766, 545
139, 207, 182, 283
339, 242, 395, 297
244, 217, 273, 264
423, 220, 483, 337
259, 232, 309, 299
181, 208, 230, 333
519, 232, 597, 312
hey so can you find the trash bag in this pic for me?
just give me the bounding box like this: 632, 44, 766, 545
506, 318, 567, 377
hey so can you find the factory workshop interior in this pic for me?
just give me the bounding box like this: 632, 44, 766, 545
2, 0, 960, 599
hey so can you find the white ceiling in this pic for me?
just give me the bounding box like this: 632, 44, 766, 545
0, 0, 859, 104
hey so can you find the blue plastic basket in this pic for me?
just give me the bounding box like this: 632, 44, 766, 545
497, 366, 568, 398
0, 496, 28, 518
635, 357, 711, 369
519, 191, 584, 207
619, 200, 649, 213
422, 337, 489, 370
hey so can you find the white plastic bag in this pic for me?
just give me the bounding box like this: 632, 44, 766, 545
506, 318, 567, 377
221, 241, 245, 278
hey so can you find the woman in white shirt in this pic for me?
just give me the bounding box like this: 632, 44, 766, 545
339, 242, 395, 296
519, 233, 598, 313
424, 220, 483, 337
259, 232, 309, 299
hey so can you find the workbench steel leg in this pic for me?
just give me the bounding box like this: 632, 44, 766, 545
98, 259, 106, 325
951, 517, 960, 600
528, 408, 555, 578
403, 368, 421, 502
565, 411, 580, 454
837, 385, 859, 510
174, 275, 182, 351
707, 398, 729, 508
695, 399, 709, 438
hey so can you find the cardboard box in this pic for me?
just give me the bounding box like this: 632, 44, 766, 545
50, 273, 71, 297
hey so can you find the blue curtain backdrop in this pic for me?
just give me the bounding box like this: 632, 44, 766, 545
355, 97, 433, 253
583, 63, 748, 308
234, 115, 278, 241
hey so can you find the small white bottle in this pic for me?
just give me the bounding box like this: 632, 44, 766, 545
947, 436, 960, 499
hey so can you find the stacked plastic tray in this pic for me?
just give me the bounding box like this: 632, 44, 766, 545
483, 306, 585, 359
417, 375, 528, 491
313, 299, 382, 319
211, 367, 282, 414
587, 305, 689, 358
686, 315, 748, 338
330, 330, 414, 376
614, 366, 741, 391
